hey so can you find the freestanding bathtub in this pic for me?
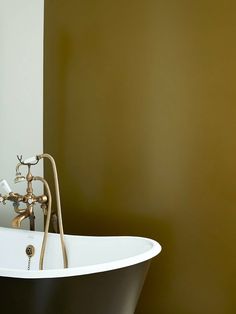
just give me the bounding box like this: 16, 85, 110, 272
0, 227, 161, 314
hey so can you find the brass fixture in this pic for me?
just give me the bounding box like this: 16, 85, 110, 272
12, 210, 31, 228
26, 245, 35, 271
26, 245, 35, 257
1, 163, 48, 230
33, 175, 52, 270
0, 154, 68, 270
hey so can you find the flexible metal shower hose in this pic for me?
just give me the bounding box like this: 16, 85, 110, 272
36, 153, 68, 270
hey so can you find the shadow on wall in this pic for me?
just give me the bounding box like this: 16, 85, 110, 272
43, 26, 73, 162
44, 23, 174, 314
60, 199, 172, 314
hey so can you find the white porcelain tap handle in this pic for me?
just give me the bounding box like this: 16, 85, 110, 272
0, 179, 12, 193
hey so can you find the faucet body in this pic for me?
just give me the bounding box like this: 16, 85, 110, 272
1, 163, 48, 230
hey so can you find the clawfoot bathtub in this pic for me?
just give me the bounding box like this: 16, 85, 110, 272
0, 227, 161, 314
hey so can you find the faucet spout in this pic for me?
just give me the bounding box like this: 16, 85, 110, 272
12, 211, 30, 228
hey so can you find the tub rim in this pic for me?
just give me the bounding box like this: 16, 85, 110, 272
0, 227, 162, 279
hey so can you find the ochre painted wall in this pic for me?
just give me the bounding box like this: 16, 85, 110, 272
44, 1, 236, 313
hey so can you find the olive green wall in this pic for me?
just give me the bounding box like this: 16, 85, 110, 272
44, 1, 236, 313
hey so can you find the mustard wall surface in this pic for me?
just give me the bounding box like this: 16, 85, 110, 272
44, 1, 236, 313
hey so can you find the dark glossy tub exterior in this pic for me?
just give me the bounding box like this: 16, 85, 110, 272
1, 261, 150, 314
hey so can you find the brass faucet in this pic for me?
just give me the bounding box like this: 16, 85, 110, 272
0, 158, 48, 230
0, 154, 68, 270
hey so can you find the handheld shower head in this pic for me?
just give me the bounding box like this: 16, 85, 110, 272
23, 156, 38, 164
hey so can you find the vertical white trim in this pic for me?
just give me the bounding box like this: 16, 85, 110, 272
0, 0, 44, 230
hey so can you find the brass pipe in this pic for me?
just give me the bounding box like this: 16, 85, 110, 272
15, 162, 25, 175
33, 176, 52, 270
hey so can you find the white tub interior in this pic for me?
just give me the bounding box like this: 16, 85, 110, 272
0, 227, 161, 279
